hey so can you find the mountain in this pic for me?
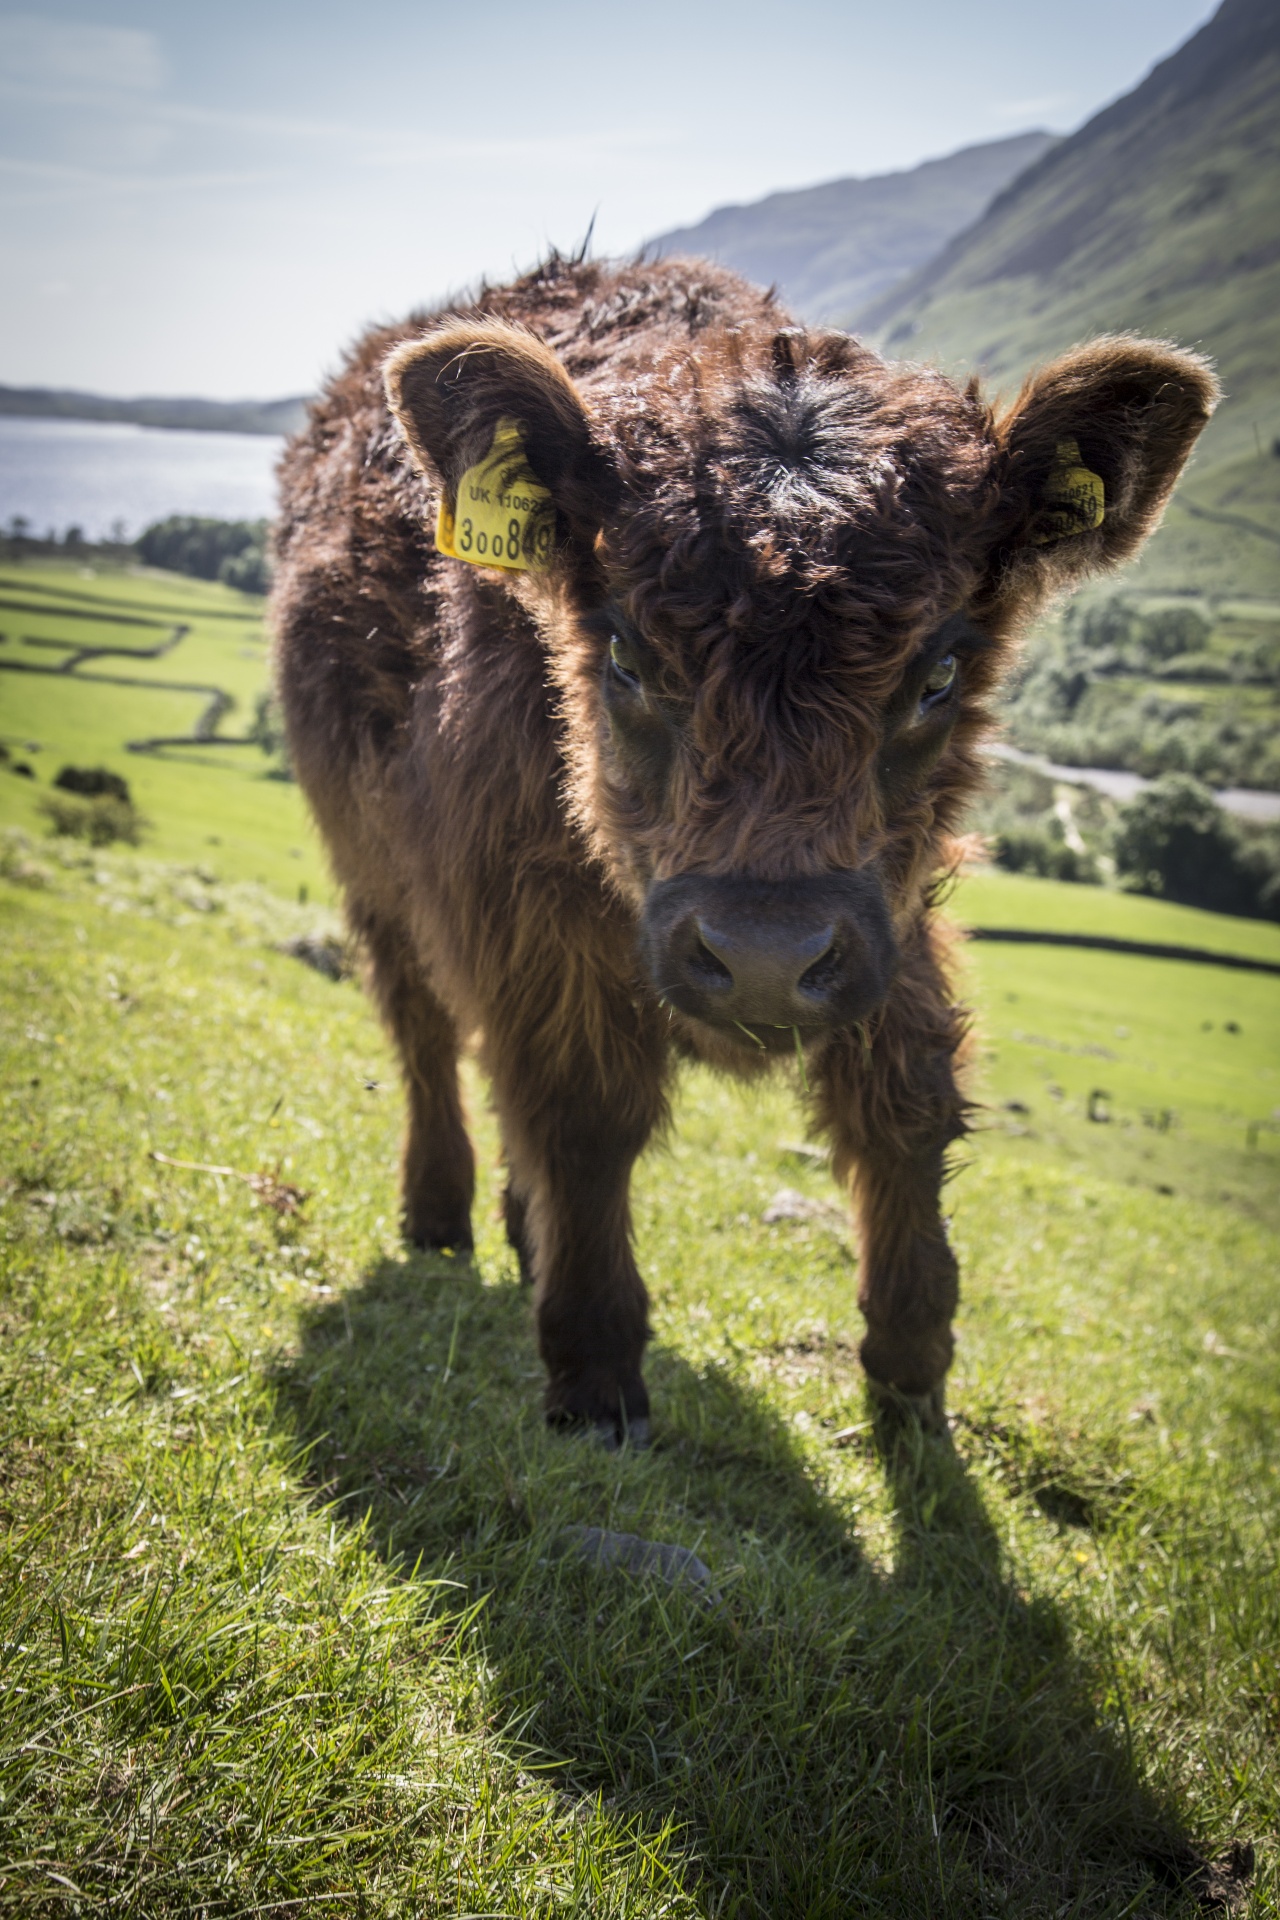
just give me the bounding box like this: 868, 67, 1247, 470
856, 0, 1280, 590
0, 385, 308, 438
647, 132, 1057, 324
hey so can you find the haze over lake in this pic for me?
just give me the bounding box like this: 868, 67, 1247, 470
0, 417, 282, 541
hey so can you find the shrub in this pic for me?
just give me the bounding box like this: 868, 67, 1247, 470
38, 794, 144, 848
53, 765, 131, 804
1005, 594, 1280, 791
992, 825, 1100, 883
1112, 776, 1278, 918
971, 762, 1103, 885
1072, 598, 1211, 665
1136, 605, 1212, 662
218, 543, 271, 594
249, 691, 293, 779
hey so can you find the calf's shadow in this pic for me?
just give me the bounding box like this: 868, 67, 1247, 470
273, 1249, 1226, 1918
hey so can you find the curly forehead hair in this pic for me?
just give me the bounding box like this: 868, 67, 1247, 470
602, 325, 1000, 671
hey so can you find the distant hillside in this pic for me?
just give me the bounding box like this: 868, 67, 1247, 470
0, 386, 308, 438
648, 133, 1056, 324
857, 0, 1280, 592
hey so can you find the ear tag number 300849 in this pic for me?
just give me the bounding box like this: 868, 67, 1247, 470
435, 416, 555, 572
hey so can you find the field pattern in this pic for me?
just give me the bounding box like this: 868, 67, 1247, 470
0, 562, 328, 900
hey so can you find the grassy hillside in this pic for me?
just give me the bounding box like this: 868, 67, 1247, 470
1, 836, 1276, 1913
953, 870, 1280, 1225
0, 559, 332, 902
649, 134, 1054, 326
957, 862, 1280, 960
857, 0, 1280, 595
2, 563, 1278, 1909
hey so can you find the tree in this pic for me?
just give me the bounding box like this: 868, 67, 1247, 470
218, 544, 270, 594
136, 516, 270, 591
1112, 776, 1259, 914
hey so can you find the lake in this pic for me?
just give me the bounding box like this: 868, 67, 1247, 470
0, 415, 283, 541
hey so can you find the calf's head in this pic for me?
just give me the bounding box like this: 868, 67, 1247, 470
386, 316, 1216, 1050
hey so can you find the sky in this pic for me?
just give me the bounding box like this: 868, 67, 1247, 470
0, 0, 1215, 399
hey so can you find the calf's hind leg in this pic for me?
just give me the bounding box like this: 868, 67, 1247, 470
357, 910, 475, 1251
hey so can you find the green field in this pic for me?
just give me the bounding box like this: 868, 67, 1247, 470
1, 566, 1278, 1914
956, 871, 1280, 1234
0, 561, 332, 902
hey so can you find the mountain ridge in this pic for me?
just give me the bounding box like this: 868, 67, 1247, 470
0, 385, 308, 438
861, 0, 1278, 327
647, 132, 1056, 326
853, 0, 1280, 589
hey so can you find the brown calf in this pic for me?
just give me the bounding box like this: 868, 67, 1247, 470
272, 254, 1215, 1442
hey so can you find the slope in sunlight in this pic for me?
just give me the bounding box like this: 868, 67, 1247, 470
856, 0, 1280, 588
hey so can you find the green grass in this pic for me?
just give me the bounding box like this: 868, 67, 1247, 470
1, 837, 1276, 1915
955, 865, 1280, 961
951, 868, 1280, 1224
963, 950, 1279, 1223
0, 560, 332, 903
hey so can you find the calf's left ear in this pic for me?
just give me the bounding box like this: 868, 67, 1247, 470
986, 337, 1218, 601
385, 320, 612, 575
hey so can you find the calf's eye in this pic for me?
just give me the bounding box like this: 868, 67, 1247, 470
920, 653, 957, 710
609, 634, 642, 691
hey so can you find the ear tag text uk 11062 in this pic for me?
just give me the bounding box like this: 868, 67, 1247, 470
1031, 437, 1106, 546
435, 415, 554, 572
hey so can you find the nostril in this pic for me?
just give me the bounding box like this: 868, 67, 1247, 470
688, 935, 733, 988
798, 941, 843, 998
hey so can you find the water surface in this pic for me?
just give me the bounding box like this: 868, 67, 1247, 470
0, 415, 282, 541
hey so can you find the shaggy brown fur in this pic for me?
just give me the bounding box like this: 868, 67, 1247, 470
272, 253, 1216, 1440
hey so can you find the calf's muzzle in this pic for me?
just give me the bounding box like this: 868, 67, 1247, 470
642, 871, 899, 1041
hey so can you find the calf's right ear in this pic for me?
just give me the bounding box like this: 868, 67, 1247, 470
384, 321, 612, 574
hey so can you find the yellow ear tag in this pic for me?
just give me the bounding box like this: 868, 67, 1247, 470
1031, 437, 1106, 546
435, 415, 555, 572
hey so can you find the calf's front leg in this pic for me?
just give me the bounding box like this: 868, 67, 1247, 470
489, 1021, 668, 1446
848, 1122, 961, 1421
816, 947, 968, 1424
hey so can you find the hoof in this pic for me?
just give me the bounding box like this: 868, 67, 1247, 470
547, 1408, 651, 1451
545, 1368, 650, 1451
404, 1226, 474, 1255
865, 1377, 948, 1434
